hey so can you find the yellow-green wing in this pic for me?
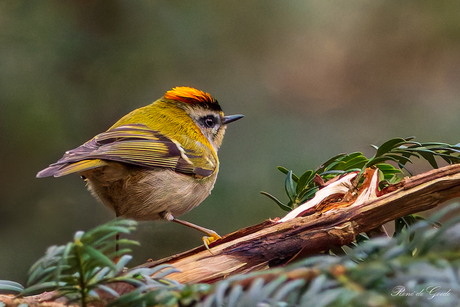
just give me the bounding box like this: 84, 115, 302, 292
36, 124, 216, 178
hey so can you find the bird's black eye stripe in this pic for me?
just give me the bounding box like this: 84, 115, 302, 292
201, 115, 218, 128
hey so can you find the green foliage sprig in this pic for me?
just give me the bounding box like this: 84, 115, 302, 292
21, 219, 141, 306
0, 219, 181, 307
0, 280, 24, 293
108, 282, 210, 307
262, 137, 460, 212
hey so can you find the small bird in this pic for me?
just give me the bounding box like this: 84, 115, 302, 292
37, 87, 243, 245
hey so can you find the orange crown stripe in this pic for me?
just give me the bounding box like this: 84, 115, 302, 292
164, 87, 218, 105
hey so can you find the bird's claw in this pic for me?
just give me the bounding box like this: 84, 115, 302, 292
202, 233, 221, 251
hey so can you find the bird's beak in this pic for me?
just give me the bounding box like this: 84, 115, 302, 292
222, 114, 244, 125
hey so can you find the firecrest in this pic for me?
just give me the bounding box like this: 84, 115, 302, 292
37, 87, 243, 244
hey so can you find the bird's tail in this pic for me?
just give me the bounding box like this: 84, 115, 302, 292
36, 159, 108, 178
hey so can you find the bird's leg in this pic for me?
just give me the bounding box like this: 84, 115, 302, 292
172, 218, 221, 247
161, 212, 221, 248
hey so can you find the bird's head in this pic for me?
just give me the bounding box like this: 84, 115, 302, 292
163, 87, 244, 149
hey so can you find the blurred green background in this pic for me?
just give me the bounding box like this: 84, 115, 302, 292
2, 1, 460, 284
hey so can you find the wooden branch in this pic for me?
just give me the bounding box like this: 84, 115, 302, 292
133, 164, 460, 285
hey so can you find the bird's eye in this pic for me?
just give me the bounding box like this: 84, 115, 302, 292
203, 116, 216, 128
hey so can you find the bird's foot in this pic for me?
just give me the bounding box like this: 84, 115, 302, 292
202, 232, 221, 251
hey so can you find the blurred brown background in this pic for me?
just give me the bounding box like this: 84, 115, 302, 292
1, 1, 460, 284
